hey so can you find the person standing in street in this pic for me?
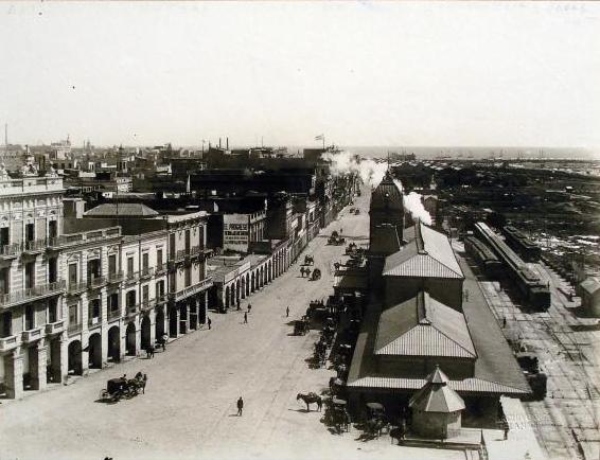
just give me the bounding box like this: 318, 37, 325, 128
248, 304, 252, 314
286, 306, 290, 318
208, 318, 212, 330
244, 312, 248, 324
237, 397, 244, 416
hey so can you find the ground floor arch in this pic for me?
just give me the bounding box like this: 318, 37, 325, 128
88, 332, 102, 369
141, 315, 152, 349
126, 322, 137, 356
107, 326, 120, 362
68, 340, 82, 375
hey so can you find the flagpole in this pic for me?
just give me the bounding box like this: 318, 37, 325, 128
322, 136, 325, 150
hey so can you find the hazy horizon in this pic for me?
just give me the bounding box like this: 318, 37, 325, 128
1, 2, 599, 149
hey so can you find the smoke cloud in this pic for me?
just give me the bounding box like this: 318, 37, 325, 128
404, 191, 433, 225
322, 150, 389, 187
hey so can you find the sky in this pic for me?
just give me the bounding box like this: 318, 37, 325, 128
0, 1, 599, 149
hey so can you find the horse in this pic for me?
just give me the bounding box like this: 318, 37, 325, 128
297, 392, 322, 412
145, 345, 155, 358
300, 267, 306, 278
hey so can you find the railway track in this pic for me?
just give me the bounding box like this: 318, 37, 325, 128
477, 262, 600, 460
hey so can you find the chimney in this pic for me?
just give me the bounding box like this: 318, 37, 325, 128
219, 138, 222, 149
226, 137, 229, 150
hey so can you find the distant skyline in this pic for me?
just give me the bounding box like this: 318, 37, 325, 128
0, 2, 599, 150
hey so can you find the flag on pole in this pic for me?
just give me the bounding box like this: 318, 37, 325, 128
315, 134, 324, 141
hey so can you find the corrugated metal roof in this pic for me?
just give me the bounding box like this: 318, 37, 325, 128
376, 326, 475, 358
84, 203, 159, 217
347, 376, 529, 395
409, 384, 465, 413
382, 223, 463, 279
375, 292, 476, 358
420, 223, 463, 276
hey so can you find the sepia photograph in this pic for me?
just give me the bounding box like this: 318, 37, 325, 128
0, 2, 599, 460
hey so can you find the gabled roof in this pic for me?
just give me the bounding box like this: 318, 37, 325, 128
383, 222, 463, 279
84, 203, 159, 217
409, 366, 465, 413
580, 277, 600, 295
375, 291, 476, 358
370, 171, 403, 211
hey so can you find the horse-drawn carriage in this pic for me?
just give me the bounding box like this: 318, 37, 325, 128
304, 255, 314, 265
328, 231, 346, 246
293, 317, 309, 336
363, 402, 389, 438
100, 373, 146, 403
310, 268, 321, 281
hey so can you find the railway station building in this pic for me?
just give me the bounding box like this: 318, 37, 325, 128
345, 173, 530, 431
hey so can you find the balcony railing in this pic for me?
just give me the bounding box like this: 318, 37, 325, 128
68, 322, 82, 335
0, 334, 19, 352
0, 280, 66, 308
88, 316, 101, 327
169, 277, 213, 302
124, 271, 139, 283
140, 267, 155, 279
88, 276, 107, 289
0, 243, 20, 258
126, 304, 139, 318
23, 239, 47, 253
47, 226, 121, 249
107, 308, 121, 320
66, 280, 87, 295
141, 299, 156, 311
155, 263, 167, 275
107, 271, 124, 283
22, 327, 43, 343
46, 319, 65, 335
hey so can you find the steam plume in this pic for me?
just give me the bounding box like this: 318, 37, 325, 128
404, 192, 432, 225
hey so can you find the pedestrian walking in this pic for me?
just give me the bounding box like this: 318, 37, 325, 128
208, 317, 212, 330
286, 306, 290, 318
502, 317, 507, 328
161, 334, 168, 350
142, 374, 147, 394
244, 312, 248, 324
237, 396, 244, 416
247, 304, 252, 314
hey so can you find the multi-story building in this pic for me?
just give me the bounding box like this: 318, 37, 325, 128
0, 170, 66, 398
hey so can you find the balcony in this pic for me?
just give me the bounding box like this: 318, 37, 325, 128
88, 276, 107, 289
22, 327, 43, 343
155, 263, 168, 276
0, 280, 66, 309
66, 280, 87, 296
107, 308, 121, 321
168, 277, 213, 303
126, 305, 139, 318
107, 271, 124, 284
0, 334, 19, 352
46, 319, 65, 335
88, 316, 101, 328
124, 271, 139, 284
47, 226, 121, 250
140, 266, 155, 280
0, 243, 20, 260
141, 299, 156, 312
68, 322, 82, 335
22, 239, 47, 255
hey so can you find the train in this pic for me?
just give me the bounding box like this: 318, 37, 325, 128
501, 225, 542, 263
474, 222, 551, 311
464, 236, 504, 279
